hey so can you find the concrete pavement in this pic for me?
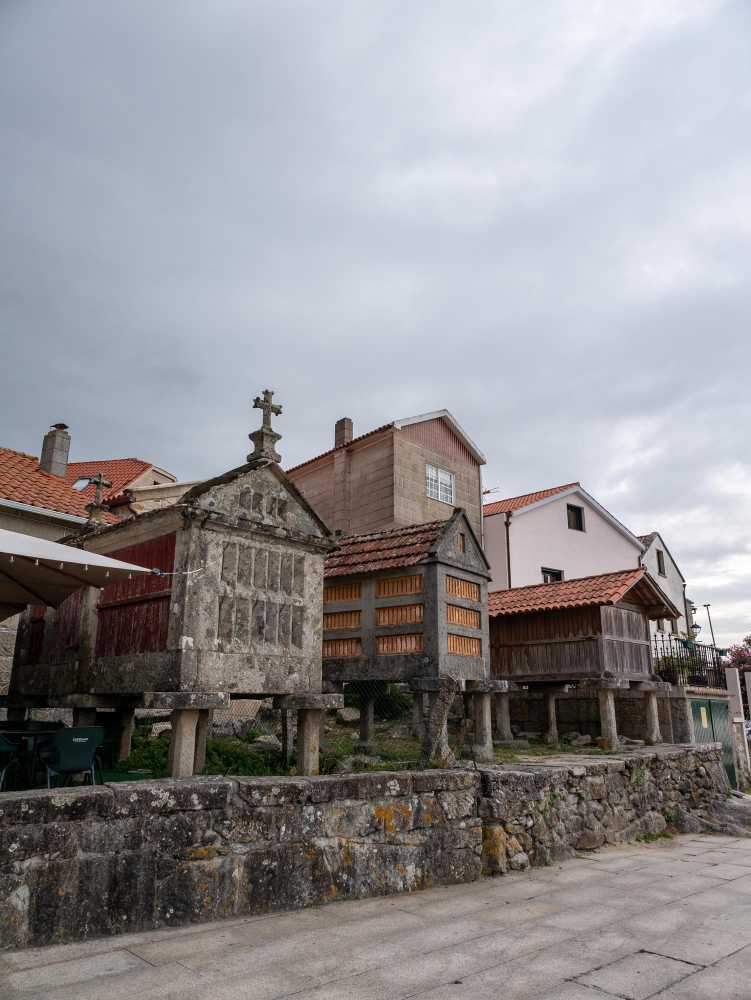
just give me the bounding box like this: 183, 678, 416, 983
2, 833, 751, 999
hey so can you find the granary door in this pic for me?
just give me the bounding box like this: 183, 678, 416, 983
691, 697, 736, 788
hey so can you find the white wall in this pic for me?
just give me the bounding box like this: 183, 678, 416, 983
485, 493, 642, 591
641, 537, 687, 638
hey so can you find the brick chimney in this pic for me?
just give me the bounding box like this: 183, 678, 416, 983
38, 423, 71, 478
335, 417, 353, 449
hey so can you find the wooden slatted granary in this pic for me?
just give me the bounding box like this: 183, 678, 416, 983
321, 510, 497, 761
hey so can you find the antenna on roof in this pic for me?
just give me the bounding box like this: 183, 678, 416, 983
483, 487, 501, 496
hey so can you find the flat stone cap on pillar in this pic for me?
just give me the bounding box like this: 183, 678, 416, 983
142, 691, 230, 709
273, 693, 343, 711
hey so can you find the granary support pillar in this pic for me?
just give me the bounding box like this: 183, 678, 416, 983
168, 709, 199, 778
274, 694, 343, 777
597, 685, 619, 751
281, 709, 297, 764
357, 695, 375, 754
193, 709, 210, 774
410, 691, 425, 740
633, 682, 661, 745
494, 691, 513, 743
545, 689, 559, 745
470, 688, 494, 763
116, 708, 135, 761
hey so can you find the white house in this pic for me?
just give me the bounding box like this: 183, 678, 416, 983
637, 532, 693, 639
483, 481, 646, 591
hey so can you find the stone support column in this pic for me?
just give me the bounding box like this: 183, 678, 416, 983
471, 691, 494, 763
116, 708, 135, 761
423, 687, 455, 767
357, 697, 375, 753
670, 691, 695, 744
645, 691, 661, 745
410, 693, 424, 740
193, 709, 210, 774
598, 688, 618, 750
281, 709, 296, 764
73, 707, 97, 728
494, 692, 513, 743
297, 708, 322, 776
545, 690, 559, 745
168, 709, 199, 778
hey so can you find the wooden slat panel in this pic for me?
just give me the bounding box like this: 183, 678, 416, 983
323, 637, 362, 657
447, 633, 482, 656
446, 604, 481, 629
56, 589, 84, 650
376, 604, 423, 626
324, 581, 361, 603
95, 534, 175, 657
376, 575, 422, 597
446, 576, 480, 602
323, 610, 362, 630
376, 633, 424, 654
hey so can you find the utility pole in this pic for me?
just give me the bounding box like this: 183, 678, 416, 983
704, 604, 717, 648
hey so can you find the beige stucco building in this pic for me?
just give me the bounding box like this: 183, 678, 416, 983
287, 410, 486, 540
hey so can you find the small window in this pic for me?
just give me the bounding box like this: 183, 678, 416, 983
656, 618, 665, 632
542, 567, 563, 583
656, 549, 666, 576
426, 464, 455, 505
567, 504, 584, 531
670, 619, 678, 634
72, 477, 90, 491
457, 532, 466, 553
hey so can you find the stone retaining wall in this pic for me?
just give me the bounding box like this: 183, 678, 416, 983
0, 745, 730, 951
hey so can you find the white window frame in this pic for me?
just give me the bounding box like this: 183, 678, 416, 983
426, 464, 455, 505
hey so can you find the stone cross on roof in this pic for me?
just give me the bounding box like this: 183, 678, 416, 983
85, 471, 112, 524
248, 388, 283, 464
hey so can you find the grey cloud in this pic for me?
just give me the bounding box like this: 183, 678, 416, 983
1, 0, 749, 643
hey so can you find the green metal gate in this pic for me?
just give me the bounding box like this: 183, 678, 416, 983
691, 697, 736, 787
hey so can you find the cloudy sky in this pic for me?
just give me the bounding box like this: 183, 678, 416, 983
2, 1, 749, 645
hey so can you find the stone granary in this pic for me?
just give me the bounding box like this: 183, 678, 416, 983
488, 568, 685, 750
9, 392, 340, 776
321, 510, 498, 762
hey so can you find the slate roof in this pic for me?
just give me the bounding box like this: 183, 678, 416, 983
325, 520, 447, 578
487, 568, 653, 616
0, 449, 157, 523
483, 482, 580, 517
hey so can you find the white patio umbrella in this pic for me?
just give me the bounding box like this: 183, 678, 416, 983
0, 528, 153, 622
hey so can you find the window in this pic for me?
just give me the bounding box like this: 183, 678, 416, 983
426, 464, 455, 505
670, 619, 678, 634
656, 618, 665, 632
457, 532, 466, 553
656, 549, 666, 576
567, 504, 585, 531
541, 567, 563, 583
72, 477, 90, 491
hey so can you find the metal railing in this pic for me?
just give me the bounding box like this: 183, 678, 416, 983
652, 634, 726, 690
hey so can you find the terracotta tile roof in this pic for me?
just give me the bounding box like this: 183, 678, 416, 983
487, 568, 647, 616
0, 449, 154, 523
286, 423, 393, 475
325, 520, 446, 578
483, 482, 579, 517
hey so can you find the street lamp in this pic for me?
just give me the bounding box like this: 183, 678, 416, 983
703, 604, 717, 647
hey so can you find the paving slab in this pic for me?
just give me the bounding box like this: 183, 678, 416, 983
4, 834, 751, 1000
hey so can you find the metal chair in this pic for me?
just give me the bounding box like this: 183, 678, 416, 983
37, 727, 104, 788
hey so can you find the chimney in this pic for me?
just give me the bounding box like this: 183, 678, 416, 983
38, 423, 71, 478
335, 417, 353, 449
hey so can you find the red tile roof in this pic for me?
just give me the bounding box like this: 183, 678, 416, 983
325, 520, 446, 578
0, 449, 155, 523
487, 568, 647, 616
483, 482, 579, 517
286, 423, 393, 475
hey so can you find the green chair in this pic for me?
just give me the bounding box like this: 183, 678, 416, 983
0, 733, 22, 791
37, 727, 104, 788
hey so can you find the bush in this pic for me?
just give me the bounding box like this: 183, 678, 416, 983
344, 681, 412, 720
116, 730, 290, 779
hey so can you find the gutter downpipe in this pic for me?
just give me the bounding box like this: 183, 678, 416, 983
505, 512, 512, 588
